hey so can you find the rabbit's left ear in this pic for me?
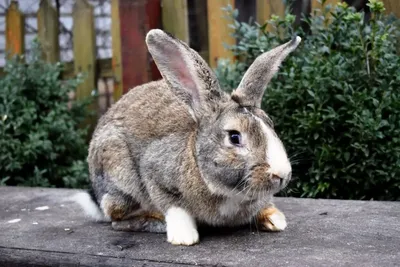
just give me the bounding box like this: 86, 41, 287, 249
146, 29, 222, 115
232, 37, 301, 108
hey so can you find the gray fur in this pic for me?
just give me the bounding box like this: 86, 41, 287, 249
232, 36, 302, 108
86, 29, 300, 234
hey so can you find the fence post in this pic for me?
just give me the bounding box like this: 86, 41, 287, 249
5, 1, 25, 58
161, 0, 189, 43
73, 0, 96, 101
312, 0, 341, 13
111, 0, 123, 101
37, 0, 60, 63
118, 0, 161, 94
382, 0, 400, 18
207, 0, 235, 68
146, 0, 163, 83
256, 0, 285, 31
190, 1, 209, 63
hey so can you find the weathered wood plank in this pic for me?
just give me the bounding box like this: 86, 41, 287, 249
111, 0, 123, 101
161, 0, 189, 43
118, 0, 161, 94
207, 0, 235, 68
5, 1, 25, 57
0, 58, 112, 80
37, 0, 60, 63
0, 187, 399, 267
382, 0, 400, 18
256, 0, 285, 31
312, 0, 341, 12
146, 0, 163, 82
311, 0, 341, 25
73, 0, 96, 100
189, 0, 209, 63
0, 248, 184, 267
118, 0, 149, 93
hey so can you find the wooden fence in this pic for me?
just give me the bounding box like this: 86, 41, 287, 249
3, 0, 400, 118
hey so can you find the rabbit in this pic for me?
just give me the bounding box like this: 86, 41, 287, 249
75, 29, 301, 246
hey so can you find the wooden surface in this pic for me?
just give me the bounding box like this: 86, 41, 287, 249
73, 0, 96, 100
0, 58, 112, 80
118, 0, 161, 94
207, 0, 235, 68
189, 0, 209, 63
62, 58, 113, 79
382, 0, 400, 18
146, 0, 163, 83
5, 2, 24, 57
111, 0, 123, 101
162, 0, 189, 43
256, 0, 285, 31
0, 187, 399, 267
37, 0, 60, 63
311, 0, 341, 10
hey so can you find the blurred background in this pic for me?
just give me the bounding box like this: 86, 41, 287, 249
1, 0, 399, 201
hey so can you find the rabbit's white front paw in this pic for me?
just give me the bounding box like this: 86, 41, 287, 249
166, 207, 199, 246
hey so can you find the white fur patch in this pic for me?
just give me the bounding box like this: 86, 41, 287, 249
268, 211, 287, 231
73, 192, 108, 222
255, 117, 292, 179
165, 207, 199, 246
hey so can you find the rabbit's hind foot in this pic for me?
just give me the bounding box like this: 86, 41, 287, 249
112, 211, 166, 233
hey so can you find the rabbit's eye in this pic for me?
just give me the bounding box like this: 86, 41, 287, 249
228, 131, 242, 146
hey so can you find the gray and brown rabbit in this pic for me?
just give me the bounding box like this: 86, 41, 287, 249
75, 29, 301, 246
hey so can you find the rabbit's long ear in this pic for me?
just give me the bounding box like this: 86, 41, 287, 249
146, 29, 222, 115
231, 37, 301, 108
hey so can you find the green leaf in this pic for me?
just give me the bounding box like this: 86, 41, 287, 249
307, 90, 316, 98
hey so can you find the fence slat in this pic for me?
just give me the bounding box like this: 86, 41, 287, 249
146, 0, 163, 83
312, 0, 341, 12
73, 0, 96, 101
118, 0, 161, 94
111, 0, 123, 101
207, 0, 235, 68
256, 0, 285, 31
161, 0, 189, 43
6, 1, 25, 57
382, 0, 400, 18
37, 0, 60, 63
190, 0, 209, 63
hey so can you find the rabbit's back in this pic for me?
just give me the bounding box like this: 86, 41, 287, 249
96, 79, 196, 140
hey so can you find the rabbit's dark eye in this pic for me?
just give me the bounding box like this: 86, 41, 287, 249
228, 131, 242, 146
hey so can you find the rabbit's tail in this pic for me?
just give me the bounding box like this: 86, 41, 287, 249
72, 189, 110, 222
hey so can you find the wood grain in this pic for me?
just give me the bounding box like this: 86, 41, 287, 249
5, 2, 24, 57
162, 0, 189, 43
207, 0, 235, 68
37, 0, 60, 63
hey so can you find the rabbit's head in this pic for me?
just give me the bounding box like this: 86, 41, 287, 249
146, 30, 301, 198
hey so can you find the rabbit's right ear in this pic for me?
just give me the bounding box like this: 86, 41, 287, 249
146, 29, 222, 116
231, 37, 301, 108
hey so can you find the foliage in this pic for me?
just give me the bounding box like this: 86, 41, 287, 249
216, 0, 400, 200
0, 41, 92, 188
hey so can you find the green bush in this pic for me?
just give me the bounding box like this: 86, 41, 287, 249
0, 41, 92, 188
216, 0, 400, 200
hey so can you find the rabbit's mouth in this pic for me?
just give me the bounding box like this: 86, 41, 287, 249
243, 165, 292, 194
